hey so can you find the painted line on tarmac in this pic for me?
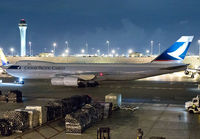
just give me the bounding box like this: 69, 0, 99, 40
130, 86, 183, 90
109, 86, 183, 90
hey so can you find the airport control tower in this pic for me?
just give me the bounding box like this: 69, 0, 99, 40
19, 19, 27, 56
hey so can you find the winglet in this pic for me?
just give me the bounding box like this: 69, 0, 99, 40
0, 48, 9, 66
152, 36, 194, 63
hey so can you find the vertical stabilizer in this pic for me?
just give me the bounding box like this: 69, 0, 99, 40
0, 48, 9, 66
152, 36, 194, 63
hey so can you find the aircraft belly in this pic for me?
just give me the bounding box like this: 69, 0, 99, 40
96, 68, 185, 81
26, 71, 54, 79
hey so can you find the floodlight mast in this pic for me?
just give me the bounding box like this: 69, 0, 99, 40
106, 40, 110, 55
198, 40, 200, 61
150, 40, 154, 56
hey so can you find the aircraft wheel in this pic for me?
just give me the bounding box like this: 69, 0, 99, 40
191, 73, 195, 78
87, 81, 99, 87
87, 83, 95, 87
87, 83, 91, 87
78, 82, 86, 88
94, 81, 99, 86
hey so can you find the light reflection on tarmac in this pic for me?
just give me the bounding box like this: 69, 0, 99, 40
0, 83, 23, 87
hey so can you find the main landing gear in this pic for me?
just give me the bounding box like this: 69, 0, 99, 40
78, 81, 99, 88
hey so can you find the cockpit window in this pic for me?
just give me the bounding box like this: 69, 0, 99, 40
8, 65, 21, 69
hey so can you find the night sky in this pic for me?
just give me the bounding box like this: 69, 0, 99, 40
0, 0, 199, 55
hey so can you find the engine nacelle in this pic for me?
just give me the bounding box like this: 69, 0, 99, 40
51, 77, 78, 86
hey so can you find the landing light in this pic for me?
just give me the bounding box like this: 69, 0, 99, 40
15, 78, 24, 84
19, 78, 23, 82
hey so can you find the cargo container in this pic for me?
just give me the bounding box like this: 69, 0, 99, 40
65, 102, 104, 134
0, 119, 12, 136
24, 109, 39, 128
105, 93, 121, 110
15, 108, 39, 129
25, 106, 47, 125
98, 102, 112, 118
7, 90, 23, 103
3, 110, 29, 132
0, 95, 8, 103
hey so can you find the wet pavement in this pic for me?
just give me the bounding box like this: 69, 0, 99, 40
1, 72, 200, 139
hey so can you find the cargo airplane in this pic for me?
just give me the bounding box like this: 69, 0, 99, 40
0, 36, 194, 87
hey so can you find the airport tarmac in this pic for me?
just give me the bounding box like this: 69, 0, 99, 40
1, 72, 200, 139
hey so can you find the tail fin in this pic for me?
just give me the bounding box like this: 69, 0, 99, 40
152, 36, 194, 63
0, 48, 9, 66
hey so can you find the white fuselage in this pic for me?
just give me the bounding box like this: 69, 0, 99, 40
6, 60, 187, 81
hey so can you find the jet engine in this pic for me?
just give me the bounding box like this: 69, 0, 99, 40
51, 77, 78, 86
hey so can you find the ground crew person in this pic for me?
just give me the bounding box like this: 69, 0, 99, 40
136, 128, 143, 139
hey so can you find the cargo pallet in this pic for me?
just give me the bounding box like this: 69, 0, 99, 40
13, 118, 65, 139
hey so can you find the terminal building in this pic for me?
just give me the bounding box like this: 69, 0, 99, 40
19, 19, 27, 57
